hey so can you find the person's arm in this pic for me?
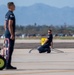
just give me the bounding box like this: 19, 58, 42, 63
8, 20, 13, 35
50, 35, 53, 48
44, 38, 48, 44
50, 42, 53, 48
4, 21, 6, 30
44, 38, 53, 48
8, 20, 14, 40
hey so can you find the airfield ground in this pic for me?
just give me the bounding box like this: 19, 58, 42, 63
0, 39, 74, 75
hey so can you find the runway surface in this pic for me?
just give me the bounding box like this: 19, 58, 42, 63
0, 48, 74, 75
0, 39, 74, 75
0, 39, 74, 48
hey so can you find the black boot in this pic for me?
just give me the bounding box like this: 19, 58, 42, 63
47, 48, 51, 53
6, 65, 17, 70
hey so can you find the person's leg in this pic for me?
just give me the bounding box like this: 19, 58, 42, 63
38, 45, 47, 53
8, 39, 15, 66
6, 39, 16, 69
47, 47, 51, 53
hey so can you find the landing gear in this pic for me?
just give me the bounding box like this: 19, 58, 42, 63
0, 55, 6, 70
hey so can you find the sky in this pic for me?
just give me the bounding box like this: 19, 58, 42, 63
0, 0, 74, 8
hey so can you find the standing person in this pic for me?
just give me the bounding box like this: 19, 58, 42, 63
4, 2, 17, 69
38, 29, 53, 53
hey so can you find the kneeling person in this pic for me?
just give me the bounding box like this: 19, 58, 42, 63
38, 29, 53, 53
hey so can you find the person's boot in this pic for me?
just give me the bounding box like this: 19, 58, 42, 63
6, 65, 17, 70
47, 48, 51, 53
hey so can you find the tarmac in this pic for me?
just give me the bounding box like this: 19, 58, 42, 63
0, 39, 74, 43
0, 39, 74, 75
0, 48, 74, 75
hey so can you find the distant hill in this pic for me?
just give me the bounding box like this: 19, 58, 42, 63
0, 3, 74, 25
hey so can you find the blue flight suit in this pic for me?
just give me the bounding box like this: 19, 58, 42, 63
5, 10, 15, 67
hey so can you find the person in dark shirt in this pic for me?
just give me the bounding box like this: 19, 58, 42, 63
38, 29, 53, 53
4, 2, 17, 69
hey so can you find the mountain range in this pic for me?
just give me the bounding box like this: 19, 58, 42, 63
0, 3, 74, 25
